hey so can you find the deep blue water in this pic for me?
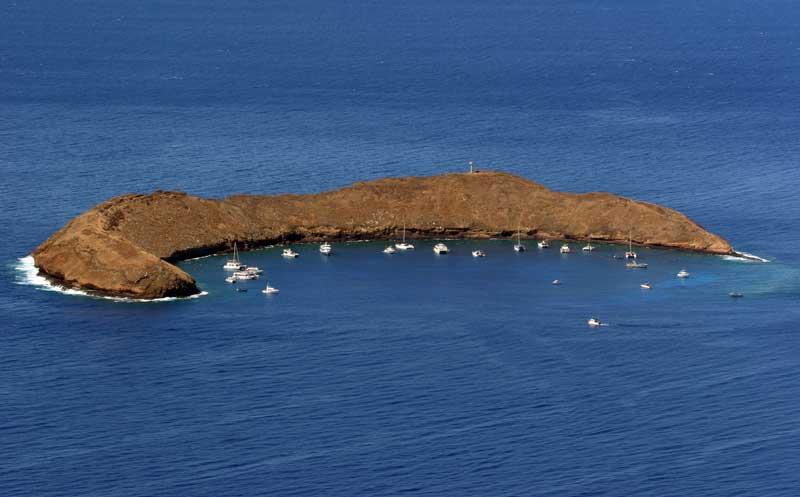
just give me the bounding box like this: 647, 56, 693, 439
2, 1, 799, 495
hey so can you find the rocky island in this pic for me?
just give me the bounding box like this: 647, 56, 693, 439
32, 171, 733, 299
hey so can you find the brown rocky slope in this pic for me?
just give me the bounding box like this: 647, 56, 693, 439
32, 171, 732, 299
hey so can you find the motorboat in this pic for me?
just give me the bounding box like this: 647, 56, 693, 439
640, 282, 652, 290
626, 261, 648, 269
677, 269, 690, 278
223, 242, 244, 270
560, 244, 571, 254
319, 242, 332, 256
233, 270, 258, 280
433, 243, 449, 255
282, 248, 299, 258
245, 266, 263, 275
225, 276, 237, 284
472, 250, 486, 258
383, 246, 396, 254
582, 243, 595, 252
588, 318, 604, 327
729, 292, 744, 298
537, 240, 550, 249
552, 279, 561, 285
395, 223, 415, 250
262, 283, 280, 294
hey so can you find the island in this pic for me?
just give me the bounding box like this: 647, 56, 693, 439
32, 171, 733, 299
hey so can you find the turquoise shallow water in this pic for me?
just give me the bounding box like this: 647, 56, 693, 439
2, 0, 800, 495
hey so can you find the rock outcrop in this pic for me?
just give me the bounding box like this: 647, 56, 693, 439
32, 171, 732, 299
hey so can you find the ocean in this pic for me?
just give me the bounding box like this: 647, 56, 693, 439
1, 1, 799, 495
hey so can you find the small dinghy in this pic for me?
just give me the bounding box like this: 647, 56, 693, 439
677, 269, 690, 278
552, 279, 561, 285
640, 283, 652, 290
472, 250, 486, 258
235, 287, 248, 293
587, 318, 604, 327
225, 276, 237, 284
729, 292, 744, 298
383, 246, 396, 254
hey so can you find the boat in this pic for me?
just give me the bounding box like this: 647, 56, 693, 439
395, 223, 415, 250
588, 318, 603, 327
262, 283, 280, 294
235, 287, 248, 293
245, 266, 263, 275
233, 270, 258, 280
513, 227, 526, 252
433, 242, 449, 255
640, 282, 652, 289
225, 276, 237, 284
223, 241, 244, 270
537, 240, 550, 249
625, 232, 637, 259
552, 279, 561, 285
319, 242, 332, 255
472, 250, 486, 258
677, 269, 690, 278
383, 246, 396, 254
282, 248, 299, 258
626, 261, 648, 269
729, 292, 744, 298
560, 244, 571, 254
582, 243, 595, 252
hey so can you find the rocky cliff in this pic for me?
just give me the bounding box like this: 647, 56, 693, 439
32, 171, 733, 299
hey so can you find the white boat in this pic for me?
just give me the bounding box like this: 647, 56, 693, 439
513, 227, 526, 252
395, 223, 415, 250
552, 279, 561, 285
225, 276, 237, 284
537, 240, 550, 249
729, 292, 744, 298
433, 242, 449, 254
282, 248, 299, 258
588, 318, 603, 327
245, 266, 263, 275
640, 282, 652, 290
560, 244, 571, 254
383, 246, 396, 254
223, 242, 244, 270
319, 242, 332, 255
233, 270, 258, 280
582, 243, 595, 252
262, 283, 280, 294
677, 269, 690, 278
626, 261, 648, 269
472, 250, 486, 258
625, 232, 637, 259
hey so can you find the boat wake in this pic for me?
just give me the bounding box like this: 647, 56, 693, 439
723, 251, 770, 263
14, 256, 208, 303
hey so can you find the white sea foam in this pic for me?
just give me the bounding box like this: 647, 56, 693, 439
14, 256, 208, 303
722, 251, 771, 263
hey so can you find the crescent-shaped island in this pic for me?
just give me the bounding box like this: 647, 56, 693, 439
32, 171, 733, 299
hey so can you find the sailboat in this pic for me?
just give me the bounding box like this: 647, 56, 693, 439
224, 242, 244, 270
395, 223, 415, 250
262, 282, 280, 294
513, 227, 526, 252
625, 232, 637, 259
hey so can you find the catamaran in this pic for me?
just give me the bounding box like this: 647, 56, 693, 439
560, 244, 571, 254
223, 242, 244, 270
395, 223, 415, 250
433, 243, 449, 254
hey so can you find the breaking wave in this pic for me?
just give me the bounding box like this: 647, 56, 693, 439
14, 256, 208, 303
